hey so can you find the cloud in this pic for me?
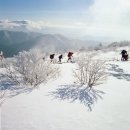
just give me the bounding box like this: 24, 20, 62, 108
0, 20, 87, 31
0, 20, 47, 31
0, 19, 92, 37
1, 0, 130, 41
84, 0, 130, 39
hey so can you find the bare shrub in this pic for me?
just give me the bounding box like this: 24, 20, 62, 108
4, 49, 59, 88
74, 54, 107, 88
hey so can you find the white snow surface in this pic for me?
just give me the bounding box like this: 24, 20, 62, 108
1, 49, 130, 130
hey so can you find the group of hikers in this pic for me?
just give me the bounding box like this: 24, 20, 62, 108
0, 50, 129, 63
49, 50, 129, 63
49, 52, 74, 63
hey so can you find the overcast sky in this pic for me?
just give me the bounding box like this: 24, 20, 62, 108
0, 0, 130, 41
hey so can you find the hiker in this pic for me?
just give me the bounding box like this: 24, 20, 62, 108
50, 54, 55, 63
67, 52, 73, 62
58, 54, 63, 63
121, 50, 128, 61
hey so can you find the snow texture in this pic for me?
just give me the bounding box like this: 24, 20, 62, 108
1, 48, 130, 130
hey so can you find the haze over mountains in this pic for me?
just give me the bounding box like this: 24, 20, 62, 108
0, 30, 100, 57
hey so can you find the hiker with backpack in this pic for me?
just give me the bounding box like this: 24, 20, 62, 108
67, 52, 73, 62
121, 50, 128, 61
50, 54, 55, 63
58, 54, 63, 63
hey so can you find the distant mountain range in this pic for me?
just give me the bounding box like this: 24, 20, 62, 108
0, 30, 100, 57
0, 30, 43, 57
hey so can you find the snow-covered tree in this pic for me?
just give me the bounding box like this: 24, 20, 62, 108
4, 49, 59, 88
74, 54, 107, 88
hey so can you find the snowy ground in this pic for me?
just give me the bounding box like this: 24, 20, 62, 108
1, 49, 130, 130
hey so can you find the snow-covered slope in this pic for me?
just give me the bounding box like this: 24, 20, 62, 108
1, 50, 130, 130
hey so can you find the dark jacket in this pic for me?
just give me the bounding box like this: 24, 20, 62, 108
59, 55, 63, 59
68, 52, 73, 57
50, 54, 55, 59
121, 50, 127, 55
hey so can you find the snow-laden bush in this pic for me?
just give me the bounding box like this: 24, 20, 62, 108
4, 49, 59, 88
74, 54, 107, 88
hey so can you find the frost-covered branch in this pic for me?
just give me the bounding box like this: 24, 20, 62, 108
74, 54, 107, 88
3, 49, 59, 88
